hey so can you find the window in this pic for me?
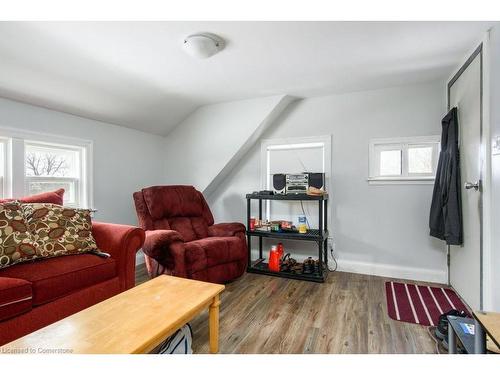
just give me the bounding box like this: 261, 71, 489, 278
378, 148, 402, 176
0, 129, 92, 207
368, 136, 440, 184
408, 145, 434, 174
25, 142, 85, 206
0, 140, 6, 198
260, 135, 331, 224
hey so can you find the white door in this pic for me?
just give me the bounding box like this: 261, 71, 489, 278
448, 52, 482, 310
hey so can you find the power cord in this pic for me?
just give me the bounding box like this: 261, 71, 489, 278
300, 199, 337, 272
328, 243, 338, 272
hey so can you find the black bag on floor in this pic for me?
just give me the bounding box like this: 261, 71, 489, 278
435, 309, 468, 340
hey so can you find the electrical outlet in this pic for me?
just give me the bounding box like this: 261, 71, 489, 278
326, 236, 338, 272
493, 136, 500, 156
327, 236, 335, 252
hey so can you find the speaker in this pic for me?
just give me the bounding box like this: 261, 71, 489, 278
272, 174, 286, 194
307, 173, 325, 190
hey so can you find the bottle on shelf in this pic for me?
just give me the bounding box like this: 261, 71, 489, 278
268, 245, 280, 272
298, 215, 308, 234
277, 242, 284, 259
249, 217, 256, 231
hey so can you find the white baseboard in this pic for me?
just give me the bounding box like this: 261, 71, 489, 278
135, 249, 145, 265
336, 259, 447, 284
250, 248, 446, 283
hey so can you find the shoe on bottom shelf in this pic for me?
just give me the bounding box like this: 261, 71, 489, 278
314, 259, 320, 274
303, 257, 315, 274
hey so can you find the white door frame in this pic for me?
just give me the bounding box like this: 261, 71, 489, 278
446, 42, 487, 310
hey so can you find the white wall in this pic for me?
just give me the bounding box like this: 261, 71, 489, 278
488, 24, 500, 311
207, 81, 447, 283
0, 79, 451, 283
0, 97, 165, 226
163, 95, 294, 195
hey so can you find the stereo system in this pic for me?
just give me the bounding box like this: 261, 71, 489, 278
286, 173, 309, 194
272, 172, 325, 195
308, 172, 326, 190
272, 174, 286, 195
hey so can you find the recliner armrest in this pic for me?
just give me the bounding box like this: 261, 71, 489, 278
208, 222, 246, 237
143, 230, 185, 261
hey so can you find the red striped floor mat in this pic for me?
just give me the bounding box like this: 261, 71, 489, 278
385, 281, 470, 326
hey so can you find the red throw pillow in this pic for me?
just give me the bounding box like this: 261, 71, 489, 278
0, 189, 65, 205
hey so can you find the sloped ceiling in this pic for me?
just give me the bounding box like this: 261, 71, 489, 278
164, 95, 296, 195
0, 21, 494, 135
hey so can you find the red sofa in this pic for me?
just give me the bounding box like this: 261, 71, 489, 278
133, 185, 247, 284
0, 191, 145, 345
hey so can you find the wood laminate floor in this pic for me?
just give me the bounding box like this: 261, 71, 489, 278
135, 264, 439, 354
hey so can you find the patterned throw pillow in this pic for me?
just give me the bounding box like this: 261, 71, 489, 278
0, 201, 39, 269
22, 203, 98, 258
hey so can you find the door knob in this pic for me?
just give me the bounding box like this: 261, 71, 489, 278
464, 181, 480, 191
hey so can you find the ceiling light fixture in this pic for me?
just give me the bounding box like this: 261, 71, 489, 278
183, 33, 225, 59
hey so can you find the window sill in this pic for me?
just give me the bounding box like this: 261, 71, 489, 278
367, 177, 435, 185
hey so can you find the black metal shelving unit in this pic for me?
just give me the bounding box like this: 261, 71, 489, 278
246, 192, 329, 282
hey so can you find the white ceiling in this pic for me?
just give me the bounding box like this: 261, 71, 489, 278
0, 21, 494, 135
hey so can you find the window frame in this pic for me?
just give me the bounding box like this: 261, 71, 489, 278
0, 127, 93, 208
24, 176, 81, 205
0, 138, 8, 198
260, 135, 332, 220
24, 140, 86, 207
368, 135, 440, 185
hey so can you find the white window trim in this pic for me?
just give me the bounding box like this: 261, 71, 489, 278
0, 126, 93, 208
24, 177, 81, 206
260, 135, 332, 190
0, 137, 8, 198
260, 135, 332, 220
368, 135, 440, 185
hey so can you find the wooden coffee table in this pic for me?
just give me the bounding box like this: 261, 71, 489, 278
0, 275, 224, 354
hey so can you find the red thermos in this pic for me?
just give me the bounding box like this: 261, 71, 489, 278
277, 242, 284, 258
269, 245, 280, 272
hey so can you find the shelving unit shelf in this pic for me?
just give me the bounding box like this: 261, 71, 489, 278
246, 228, 328, 242
249, 260, 326, 282
246, 192, 329, 283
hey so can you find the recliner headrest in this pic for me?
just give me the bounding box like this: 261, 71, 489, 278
141, 185, 205, 220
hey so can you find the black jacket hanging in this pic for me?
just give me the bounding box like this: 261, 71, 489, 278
429, 107, 463, 245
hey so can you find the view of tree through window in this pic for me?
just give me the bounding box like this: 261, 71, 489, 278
24, 143, 82, 206
25, 151, 70, 177
25, 145, 79, 177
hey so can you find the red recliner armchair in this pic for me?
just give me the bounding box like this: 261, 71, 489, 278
133, 185, 247, 284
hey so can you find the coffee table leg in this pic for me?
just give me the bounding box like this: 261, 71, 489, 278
209, 295, 221, 354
